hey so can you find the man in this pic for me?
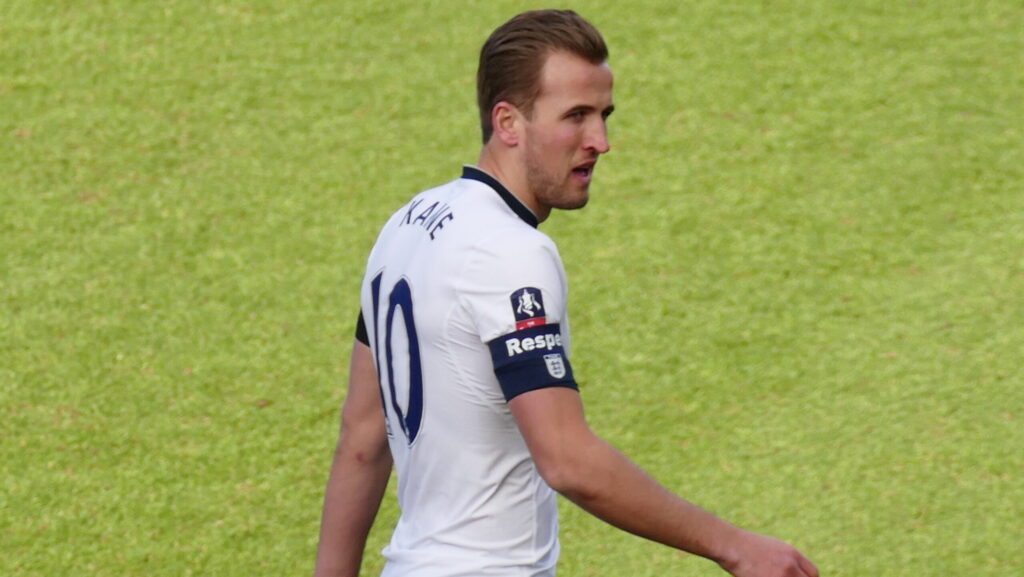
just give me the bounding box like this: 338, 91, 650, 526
314, 10, 819, 577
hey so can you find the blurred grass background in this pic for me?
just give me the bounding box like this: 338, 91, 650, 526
2, 1, 1022, 575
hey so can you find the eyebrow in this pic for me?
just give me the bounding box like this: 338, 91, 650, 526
566, 104, 616, 117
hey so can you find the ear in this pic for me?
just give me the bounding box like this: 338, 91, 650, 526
491, 101, 522, 147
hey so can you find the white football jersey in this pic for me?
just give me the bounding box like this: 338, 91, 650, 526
358, 166, 578, 576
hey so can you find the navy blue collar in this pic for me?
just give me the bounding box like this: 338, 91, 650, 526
462, 166, 539, 229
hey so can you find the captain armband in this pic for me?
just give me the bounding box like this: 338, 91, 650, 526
487, 323, 578, 402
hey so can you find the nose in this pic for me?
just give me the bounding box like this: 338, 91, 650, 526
585, 120, 611, 154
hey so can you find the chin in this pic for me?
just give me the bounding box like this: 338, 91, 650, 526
558, 194, 589, 211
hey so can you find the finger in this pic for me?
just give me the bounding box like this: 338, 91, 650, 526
797, 554, 819, 577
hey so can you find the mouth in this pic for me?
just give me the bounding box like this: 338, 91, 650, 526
572, 161, 596, 183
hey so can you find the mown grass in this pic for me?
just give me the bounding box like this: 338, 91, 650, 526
2, 1, 1021, 576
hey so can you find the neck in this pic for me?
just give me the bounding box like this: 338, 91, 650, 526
477, 145, 549, 223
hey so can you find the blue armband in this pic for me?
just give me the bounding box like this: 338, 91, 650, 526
487, 324, 577, 401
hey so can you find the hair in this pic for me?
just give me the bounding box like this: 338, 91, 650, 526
477, 10, 608, 144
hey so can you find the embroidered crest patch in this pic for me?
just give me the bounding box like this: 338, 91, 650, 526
511, 287, 547, 330
544, 353, 567, 379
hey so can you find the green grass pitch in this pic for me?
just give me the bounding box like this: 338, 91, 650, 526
2, 1, 1022, 575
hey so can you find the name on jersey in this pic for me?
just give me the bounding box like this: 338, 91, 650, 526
505, 332, 563, 357
401, 198, 454, 240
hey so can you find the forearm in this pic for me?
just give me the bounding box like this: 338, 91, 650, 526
314, 440, 393, 577
314, 340, 392, 577
512, 390, 817, 576
554, 434, 743, 565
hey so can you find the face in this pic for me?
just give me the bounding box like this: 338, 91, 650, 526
520, 51, 614, 219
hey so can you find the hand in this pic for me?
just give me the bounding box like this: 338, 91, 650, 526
718, 531, 819, 577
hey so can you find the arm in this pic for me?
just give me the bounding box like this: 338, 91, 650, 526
509, 387, 818, 577
313, 340, 393, 577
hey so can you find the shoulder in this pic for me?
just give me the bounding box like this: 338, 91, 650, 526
458, 223, 567, 308
472, 223, 563, 276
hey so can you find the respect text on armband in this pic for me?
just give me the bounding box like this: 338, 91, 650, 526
505, 332, 563, 357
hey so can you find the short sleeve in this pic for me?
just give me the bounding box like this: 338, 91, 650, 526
355, 310, 369, 345
459, 232, 577, 401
